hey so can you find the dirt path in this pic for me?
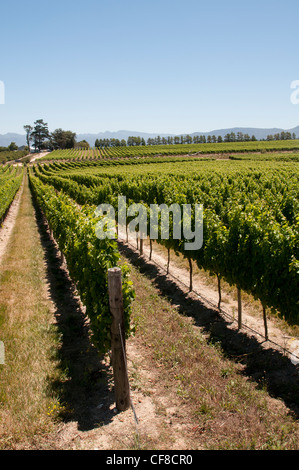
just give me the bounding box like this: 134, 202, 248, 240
119, 230, 299, 366
0, 180, 24, 266
30, 151, 51, 162
52, 339, 198, 451
0, 176, 298, 450
48, 235, 299, 451
0, 175, 202, 450
32, 211, 201, 450
37, 220, 298, 450
0, 174, 64, 449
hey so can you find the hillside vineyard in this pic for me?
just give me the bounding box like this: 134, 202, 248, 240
40, 139, 299, 161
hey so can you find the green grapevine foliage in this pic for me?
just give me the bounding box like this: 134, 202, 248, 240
0, 166, 23, 221
29, 172, 135, 354
32, 159, 299, 324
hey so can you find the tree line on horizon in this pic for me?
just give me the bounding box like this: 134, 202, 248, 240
96, 132, 258, 148
23, 120, 298, 152
95, 130, 297, 148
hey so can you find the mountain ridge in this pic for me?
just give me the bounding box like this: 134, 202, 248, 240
0, 126, 298, 147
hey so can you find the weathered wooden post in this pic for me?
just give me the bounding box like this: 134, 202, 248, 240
237, 287, 242, 330
188, 258, 193, 292
139, 236, 143, 255
149, 239, 153, 260
108, 267, 130, 411
217, 274, 221, 310
167, 247, 170, 274
262, 304, 269, 341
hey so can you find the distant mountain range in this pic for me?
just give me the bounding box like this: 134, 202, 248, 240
73, 125, 299, 145
1, 125, 299, 148
0, 133, 28, 147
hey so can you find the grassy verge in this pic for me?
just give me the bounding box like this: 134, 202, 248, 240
0, 174, 63, 449
0, 174, 297, 450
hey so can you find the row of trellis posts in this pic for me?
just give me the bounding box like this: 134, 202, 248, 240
108, 230, 269, 412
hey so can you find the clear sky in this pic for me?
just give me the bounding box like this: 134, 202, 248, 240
0, 0, 299, 135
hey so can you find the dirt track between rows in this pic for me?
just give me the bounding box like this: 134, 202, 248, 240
0, 181, 24, 266
118, 230, 299, 367
0, 176, 298, 450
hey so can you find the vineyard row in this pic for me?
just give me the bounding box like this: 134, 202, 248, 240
31, 160, 299, 326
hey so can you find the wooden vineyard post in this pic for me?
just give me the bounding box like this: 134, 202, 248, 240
217, 274, 221, 310
237, 288, 242, 330
149, 239, 153, 260
167, 248, 170, 274
108, 267, 130, 412
188, 258, 193, 292
262, 305, 269, 341
139, 236, 143, 255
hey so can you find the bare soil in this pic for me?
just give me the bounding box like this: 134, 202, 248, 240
31, 206, 202, 450
0, 181, 298, 450
0, 182, 24, 266
29, 151, 51, 162
33, 218, 298, 450
119, 231, 299, 365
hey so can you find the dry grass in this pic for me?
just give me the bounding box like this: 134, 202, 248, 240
125, 254, 299, 450
0, 175, 63, 449
137, 237, 299, 338
0, 177, 297, 450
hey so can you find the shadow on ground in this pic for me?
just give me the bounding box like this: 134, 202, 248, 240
32, 196, 117, 432
30, 182, 299, 426
118, 241, 299, 420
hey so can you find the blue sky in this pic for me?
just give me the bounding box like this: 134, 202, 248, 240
0, 0, 299, 135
